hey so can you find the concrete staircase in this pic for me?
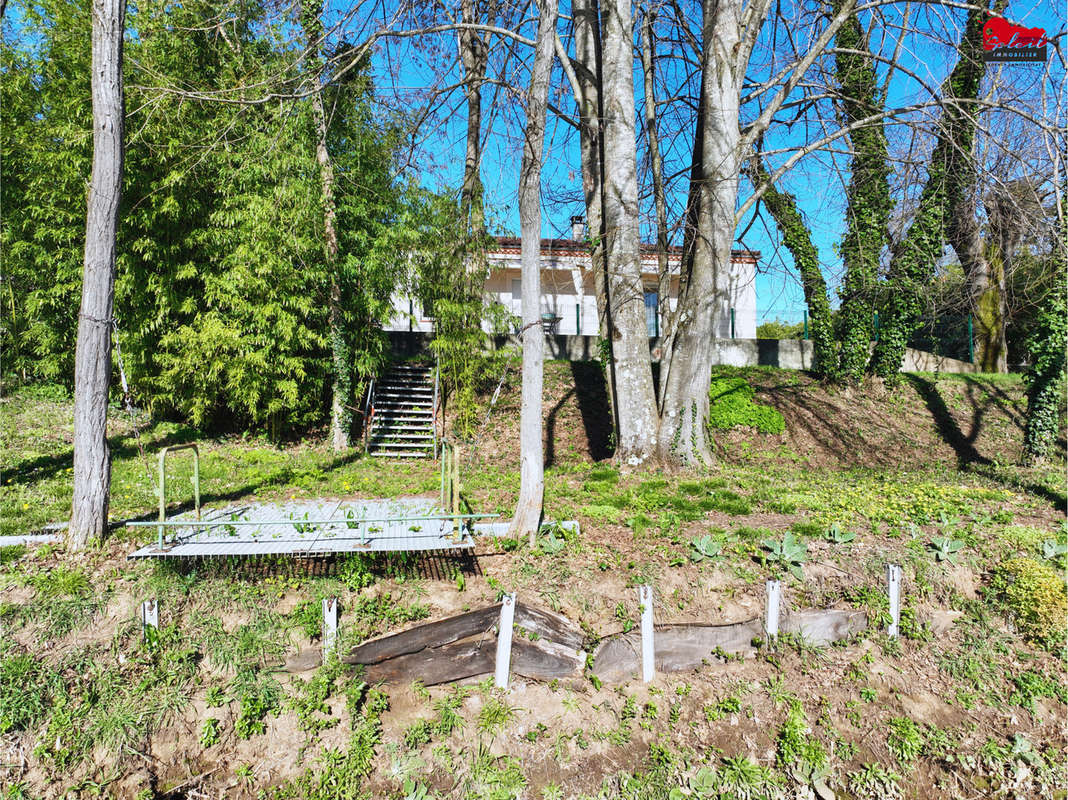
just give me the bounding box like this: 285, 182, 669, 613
365, 363, 437, 458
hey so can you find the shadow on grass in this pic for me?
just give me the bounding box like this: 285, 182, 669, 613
4, 426, 200, 488
904, 374, 991, 468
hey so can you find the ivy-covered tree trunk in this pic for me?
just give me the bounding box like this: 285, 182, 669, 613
868, 1, 989, 381
509, 0, 556, 543
70, 0, 125, 549
1023, 211, 1067, 462
745, 154, 834, 376
833, 0, 891, 381
303, 0, 348, 450
600, 0, 659, 466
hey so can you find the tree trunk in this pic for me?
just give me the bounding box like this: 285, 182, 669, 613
745, 154, 835, 376
303, 0, 348, 450
868, 1, 989, 380
833, 0, 891, 382
640, 10, 670, 334
658, 0, 743, 466
600, 0, 659, 466
70, 0, 125, 549
509, 0, 556, 544
572, 0, 617, 432
459, 0, 489, 236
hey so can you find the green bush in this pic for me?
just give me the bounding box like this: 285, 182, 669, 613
989, 557, 1067, 648
707, 376, 786, 435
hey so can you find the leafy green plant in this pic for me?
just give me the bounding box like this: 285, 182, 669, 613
826, 524, 856, 545
989, 557, 1067, 647
689, 535, 722, 563
762, 531, 807, 579
886, 716, 923, 763
928, 537, 965, 565
199, 717, 222, 748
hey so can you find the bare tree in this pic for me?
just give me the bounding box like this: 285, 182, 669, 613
69, 0, 126, 549
509, 0, 557, 543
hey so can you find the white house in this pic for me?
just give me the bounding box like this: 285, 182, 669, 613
387, 222, 759, 341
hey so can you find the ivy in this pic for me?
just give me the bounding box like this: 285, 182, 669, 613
1023, 208, 1067, 462
869, 1, 991, 381
747, 157, 835, 378
833, 0, 892, 382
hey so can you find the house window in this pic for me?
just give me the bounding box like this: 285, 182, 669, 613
644, 290, 659, 337
511, 279, 522, 315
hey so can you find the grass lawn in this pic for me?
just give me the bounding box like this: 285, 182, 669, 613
1, 371, 1065, 799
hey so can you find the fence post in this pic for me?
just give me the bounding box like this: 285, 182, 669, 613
803, 309, 809, 340
765, 580, 781, 641
141, 599, 158, 638
967, 315, 975, 363
639, 585, 655, 683
495, 593, 517, 689
322, 597, 339, 657
873, 311, 880, 342
730, 308, 736, 339
886, 565, 902, 638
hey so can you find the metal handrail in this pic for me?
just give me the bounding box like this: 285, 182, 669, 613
156, 443, 200, 548
362, 377, 375, 449
431, 358, 440, 458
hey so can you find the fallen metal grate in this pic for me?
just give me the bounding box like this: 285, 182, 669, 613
127, 498, 495, 559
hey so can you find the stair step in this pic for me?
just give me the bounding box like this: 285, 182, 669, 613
369, 433, 435, 440
370, 450, 432, 458
371, 426, 434, 434
377, 391, 433, 398
373, 417, 433, 425
368, 441, 433, 449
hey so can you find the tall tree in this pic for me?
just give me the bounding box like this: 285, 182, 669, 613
744, 155, 835, 376
832, 0, 892, 381
868, 1, 990, 380
600, 0, 659, 465
69, 0, 125, 548
302, 0, 349, 450
509, 0, 557, 542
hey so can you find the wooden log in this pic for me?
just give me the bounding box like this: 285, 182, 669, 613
511, 637, 585, 680
514, 602, 585, 651
363, 637, 495, 686
780, 609, 867, 645
342, 604, 501, 666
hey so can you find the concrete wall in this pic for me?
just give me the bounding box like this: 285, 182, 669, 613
387, 332, 979, 375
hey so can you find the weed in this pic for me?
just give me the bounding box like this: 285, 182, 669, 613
689, 535, 722, 563
886, 716, 923, 763
707, 375, 786, 434
989, 557, 1067, 647
928, 537, 965, 565
199, 717, 222, 748
762, 532, 807, 580
477, 697, 517, 738
848, 763, 902, 800
234, 676, 281, 739
403, 719, 433, 748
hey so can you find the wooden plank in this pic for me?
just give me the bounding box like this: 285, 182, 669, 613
514, 602, 585, 651
781, 609, 867, 645
511, 638, 585, 680
362, 637, 495, 686
592, 619, 764, 683
342, 604, 501, 665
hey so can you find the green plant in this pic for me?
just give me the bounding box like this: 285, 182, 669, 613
707, 375, 786, 434
689, 535, 723, 563
886, 716, 923, 763
989, 557, 1067, 647
848, 763, 902, 800
234, 677, 281, 739
826, 524, 856, 545
928, 537, 965, 565
199, 717, 222, 748
403, 719, 433, 748
762, 531, 807, 579
477, 697, 516, 738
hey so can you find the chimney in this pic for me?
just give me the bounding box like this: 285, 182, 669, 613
570, 215, 585, 241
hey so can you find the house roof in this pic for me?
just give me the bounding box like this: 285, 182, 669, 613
487, 236, 760, 261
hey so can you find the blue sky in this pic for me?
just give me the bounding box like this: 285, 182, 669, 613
362, 0, 1062, 326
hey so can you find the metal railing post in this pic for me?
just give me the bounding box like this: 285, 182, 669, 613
157, 443, 200, 549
